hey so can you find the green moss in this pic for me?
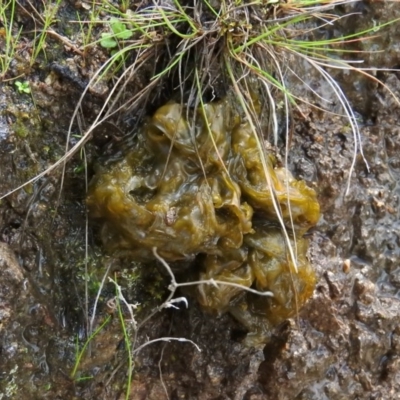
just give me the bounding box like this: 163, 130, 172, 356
87, 96, 320, 342
13, 114, 30, 138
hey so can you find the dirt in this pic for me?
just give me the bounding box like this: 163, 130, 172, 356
1, 2, 400, 400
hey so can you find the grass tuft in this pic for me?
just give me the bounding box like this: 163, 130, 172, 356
0, 0, 22, 81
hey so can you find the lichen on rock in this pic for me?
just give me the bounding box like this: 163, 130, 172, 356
87, 96, 320, 341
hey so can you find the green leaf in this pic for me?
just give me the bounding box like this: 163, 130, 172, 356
110, 19, 133, 40
15, 81, 31, 94
115, 29, 133, 40
100, 33, 117, 49
110, 18, 125, 34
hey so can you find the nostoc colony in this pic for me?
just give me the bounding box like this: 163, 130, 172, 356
87, 97, 320, 343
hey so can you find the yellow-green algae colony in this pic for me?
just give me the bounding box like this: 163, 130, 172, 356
87, 98, 320, 341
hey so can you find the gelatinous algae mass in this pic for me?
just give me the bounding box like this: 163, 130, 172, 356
87, 98, 320, 342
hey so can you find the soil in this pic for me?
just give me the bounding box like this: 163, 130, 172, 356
1, 2, 400, 400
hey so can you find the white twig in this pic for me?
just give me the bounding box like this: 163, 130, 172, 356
175, 279, 273, 297
158, 344, 170, 400
152, 247, 273, 297
133, 337, 201, 355
108, 277, 139, 329
162, 297, 189, 309
89, 260, 113, 335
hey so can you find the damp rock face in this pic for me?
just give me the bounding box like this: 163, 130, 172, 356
87, 98, 320, 340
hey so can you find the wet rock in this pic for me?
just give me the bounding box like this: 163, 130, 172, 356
0, 242, 24, 332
